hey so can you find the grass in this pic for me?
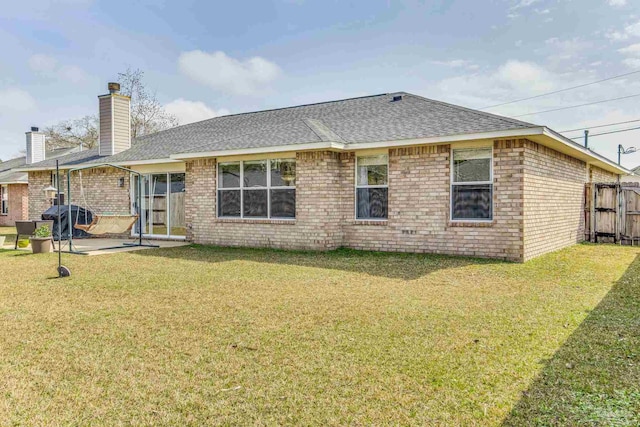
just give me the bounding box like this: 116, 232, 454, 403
0, 226, 638, 425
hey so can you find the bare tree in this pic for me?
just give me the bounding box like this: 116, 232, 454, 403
45, 115, 99, 150
118, 67, 179, 139
44, 67, 179, 150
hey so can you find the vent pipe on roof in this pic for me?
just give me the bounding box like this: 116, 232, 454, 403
584, 130, 589, 149
392, 95, 403, 102
25, 126, 45, 164
98, 82, 131, 156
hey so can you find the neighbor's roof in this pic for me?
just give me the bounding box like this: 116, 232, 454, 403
0, 147, 79, 183
18, 91, 629, 174
18, 148, 102, 171
632, 165, 640, 175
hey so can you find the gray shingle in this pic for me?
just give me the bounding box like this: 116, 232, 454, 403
24, 92, 537, 168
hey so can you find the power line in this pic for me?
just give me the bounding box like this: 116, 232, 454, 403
510, 93, 640, 118
569, 125, 640, 139
480, 69, 640, 110
560, 118, 640, 133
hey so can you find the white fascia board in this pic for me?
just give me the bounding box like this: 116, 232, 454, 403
15, 158, 182, 172
540, 127, 629, 174
171, 141, 346, 160
0, 181, 27, 185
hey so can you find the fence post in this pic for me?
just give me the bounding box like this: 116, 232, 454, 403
590, 183, 596, 243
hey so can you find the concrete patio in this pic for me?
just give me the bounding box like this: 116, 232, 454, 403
3, 238, 188, 256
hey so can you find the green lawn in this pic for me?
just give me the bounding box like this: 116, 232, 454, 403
0, 226, 638, 425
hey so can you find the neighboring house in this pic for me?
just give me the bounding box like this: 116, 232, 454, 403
19, 83, 628, 261
622, 165, 640, 183
0, 156, 28, 227
0, 131, 76, 227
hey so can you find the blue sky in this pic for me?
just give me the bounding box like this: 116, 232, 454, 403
1, 0, 640, 168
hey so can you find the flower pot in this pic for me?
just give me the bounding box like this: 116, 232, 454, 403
0, 236, 5, 247
30, 237, 52, 254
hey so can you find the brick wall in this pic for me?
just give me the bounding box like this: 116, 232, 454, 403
340, 141, 525, 260
0, 183, 29, 226
590, 165, 619, 183
185, 151, 345, 250
522, 141, 588, 261
28, 168, 130, 220
22, 139, 619, 261
186, 141, 527, 261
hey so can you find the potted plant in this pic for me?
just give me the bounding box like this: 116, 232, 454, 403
30, 225, 52, 254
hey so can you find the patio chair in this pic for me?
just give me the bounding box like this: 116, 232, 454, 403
14, 221, 35, 250
34, 220, 56, 250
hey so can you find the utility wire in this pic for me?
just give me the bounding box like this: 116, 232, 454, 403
569, 125, 640, 139
510, 93, 640, 118
560, 118, 640, 133
480, 69, 640, 110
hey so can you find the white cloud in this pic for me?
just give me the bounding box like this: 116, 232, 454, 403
496, 60, 555, 92
607, 20, 640, 41
431, 59, 479, 71
57, 65, 89, 84
27, 54, 89, 84
0, 87, 36, 113
535, 8, 550, 14
512, 0, 540, 9
28, 54, 57, 73
618, 43, 640, 55
164, 98, 230, 125
178, 50, 281, 96
607, 0, 627, 6
622, 57, 640, 68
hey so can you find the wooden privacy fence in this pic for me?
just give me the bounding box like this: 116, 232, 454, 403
585, 182, 640, 244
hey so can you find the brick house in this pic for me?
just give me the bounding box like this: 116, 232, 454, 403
20, 84, 626, 261
0, 131, 76, 227
0, 157, 28, 227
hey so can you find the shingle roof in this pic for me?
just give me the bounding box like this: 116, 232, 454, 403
21, 92, 537, 168
0, 169, 27, 184
99, 92, 537, 163
0, 156, 27, 174
20, 148, 102, 170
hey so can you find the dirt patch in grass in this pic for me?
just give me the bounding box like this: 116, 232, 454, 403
0, 243, 638, 425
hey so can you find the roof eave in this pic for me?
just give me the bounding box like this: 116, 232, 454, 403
170, 126, 627, 175
15, 157, 182, 172
538, 127, 629, 175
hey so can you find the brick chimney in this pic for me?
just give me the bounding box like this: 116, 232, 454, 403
25, 126, 45, 164
98, 82, 131, 156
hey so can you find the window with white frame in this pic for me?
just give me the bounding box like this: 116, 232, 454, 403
50, 171, 58, 190
356, 154, 388, 219
217, 159, 296, 219
1, 185, 8, 215
451, 147, 493, 221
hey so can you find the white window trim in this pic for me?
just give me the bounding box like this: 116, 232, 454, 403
0, 185, 8, 215
217, 159, 296, 220
450, 146, 494, 222
355, 154, 389, 221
